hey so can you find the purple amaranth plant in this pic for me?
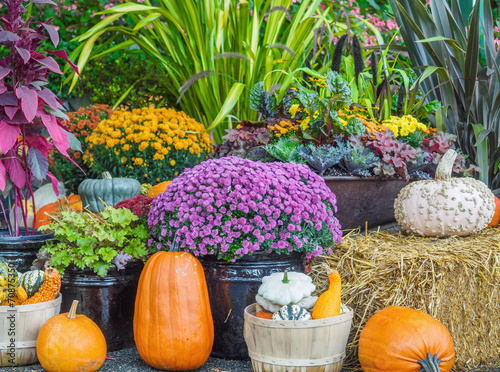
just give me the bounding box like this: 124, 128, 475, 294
0, 0, 80, 235
148, 157, 342, 262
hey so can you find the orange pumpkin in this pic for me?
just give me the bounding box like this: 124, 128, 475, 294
487, 196, 500, 228
36, 300, 107, 372
146, 181, 172, 198
35, 195, 82, 228
256, 310, 273, 319
358, 306, 455, 372
134, 251, 214, 370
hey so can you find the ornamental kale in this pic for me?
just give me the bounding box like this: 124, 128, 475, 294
148, 157, 342, 262
296, 144, 342, 175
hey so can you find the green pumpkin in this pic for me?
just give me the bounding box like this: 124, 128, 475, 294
78, 172, 141, 212
19, 267, 44, 297
0, 258, 18, 302
272, 305, 312, 321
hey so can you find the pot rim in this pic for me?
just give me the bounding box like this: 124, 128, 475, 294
0, 228, 54, 241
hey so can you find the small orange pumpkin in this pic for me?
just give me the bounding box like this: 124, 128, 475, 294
358, 306, 455, 372
36, 300, 107, 372
256, 310, 273, 319
488, 196, 500, 228
134, 251, 214, 370
35, 195, 82, 228
146, 181, 172, 198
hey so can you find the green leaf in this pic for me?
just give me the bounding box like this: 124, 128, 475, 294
207, 83, 245, 131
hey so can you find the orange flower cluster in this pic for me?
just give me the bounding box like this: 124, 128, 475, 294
268, 120, 299, 137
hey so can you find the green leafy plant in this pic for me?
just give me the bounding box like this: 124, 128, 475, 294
39, 206, 151, 277
390, 0, 500, 187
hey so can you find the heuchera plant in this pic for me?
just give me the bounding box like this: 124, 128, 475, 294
0, 0, 80, 235
148, 157, 342, 262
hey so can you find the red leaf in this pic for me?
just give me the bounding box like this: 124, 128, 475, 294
0, 159, 5, 191
16, 86, 38, 122
34, 56, 62, 74
4, 105, 18, 120
39, 112, 69, 155
4, 149, 25, 190
26, 134, 52, 157
46, 171, 60, 197
0, 92, 18, 106
44, 50, 79, 76
0, 31, 19, 43
15, 47, 31, 64
42, 23, 59, 47
0, 120, 20, 154
37, 88, 58, 110
0, 67, 10, 80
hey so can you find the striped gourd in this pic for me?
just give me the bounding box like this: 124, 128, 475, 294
19, 268, 44, 298
272, 305, 312, 321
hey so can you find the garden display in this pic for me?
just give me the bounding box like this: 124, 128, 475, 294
3, 0, 500, 371
36, 300, 107, 372
134, 251, 214, 371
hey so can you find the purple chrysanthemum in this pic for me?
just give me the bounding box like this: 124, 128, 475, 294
148, 157, 342, 261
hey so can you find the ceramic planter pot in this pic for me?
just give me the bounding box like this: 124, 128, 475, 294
0, 228, 54, 272
198, 251, 305, 360
59, 260, 143, 351
323, 176, 409, 230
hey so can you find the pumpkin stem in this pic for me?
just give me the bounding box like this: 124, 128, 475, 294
102, 171, 113, 179
417, 352, 442, 372
282, 270, 290, 284
435, 149, 457, 181
67, 300, 79, 320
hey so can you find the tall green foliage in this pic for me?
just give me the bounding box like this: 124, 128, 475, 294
390, 0, 500, 187
68, 0, 342, 142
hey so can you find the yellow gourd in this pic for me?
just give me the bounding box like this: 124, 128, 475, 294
311, 264, 341, 319
23, 267, 61, 305
1, 286, 28, 306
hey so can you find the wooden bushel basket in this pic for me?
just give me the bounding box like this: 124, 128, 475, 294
0, 293, 61, 366
244, 303, 353, 372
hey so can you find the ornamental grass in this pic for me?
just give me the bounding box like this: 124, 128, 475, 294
85, 107, 212, 184
310, 228, 500, 370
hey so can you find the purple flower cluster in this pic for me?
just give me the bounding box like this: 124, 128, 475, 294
148, 157, 342, 261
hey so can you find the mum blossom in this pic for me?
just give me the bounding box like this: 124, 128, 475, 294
148, 157, 342, 261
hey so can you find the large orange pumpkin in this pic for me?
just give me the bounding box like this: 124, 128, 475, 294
36, 300, 107, 372
35, 195, 82, 228
358, 306, 455, 372
134, 251, 214, 370
487, 195, 500, 228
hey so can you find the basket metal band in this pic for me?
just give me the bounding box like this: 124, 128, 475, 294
0, 341, 37, 349
248, 350, 346, 367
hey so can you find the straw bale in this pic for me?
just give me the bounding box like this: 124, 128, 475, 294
311, 228, 500, 370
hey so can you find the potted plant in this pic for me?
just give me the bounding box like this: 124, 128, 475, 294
0, 0, 80, 271
214, 44, 472, 229
147, 156, 342, 359
36, 205, 152, 351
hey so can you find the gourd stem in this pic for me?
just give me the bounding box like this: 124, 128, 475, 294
322, 263, 333, 275
102, 171, 113, 179
435, 149, 458, 181
67, 300, 79, 320
417, 352, 442, 372
282, 270, 289, 284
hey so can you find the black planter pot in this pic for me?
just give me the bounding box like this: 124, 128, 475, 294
60, 260, 144, 351
198, 251, 305, 360
0, 228, 54, 272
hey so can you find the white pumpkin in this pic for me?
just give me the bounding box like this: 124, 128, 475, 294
257, 270, 315, 306
394, 149, 495, 237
